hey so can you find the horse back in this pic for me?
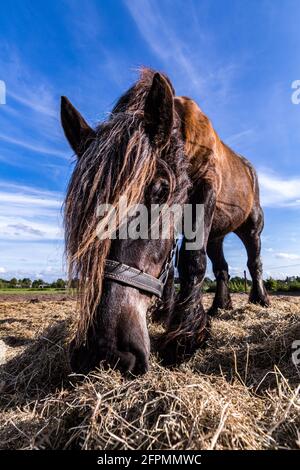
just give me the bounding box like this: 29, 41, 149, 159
175, 96, 259, 238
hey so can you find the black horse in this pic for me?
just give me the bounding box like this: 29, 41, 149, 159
62, 68, 269, 375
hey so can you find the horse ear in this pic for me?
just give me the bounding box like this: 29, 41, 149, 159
144, 73, 174, 148
61, 96, 96, 158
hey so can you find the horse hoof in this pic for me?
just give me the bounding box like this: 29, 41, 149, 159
249, 297, 270, 307
249, 291, 270, 307
208, 299, 233, 316
207, 306, 220, 317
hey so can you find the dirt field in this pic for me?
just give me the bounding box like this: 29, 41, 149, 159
0, 294, 299, 450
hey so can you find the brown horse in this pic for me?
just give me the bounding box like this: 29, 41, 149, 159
160, 96, 270, 362
61, 68, 269, 374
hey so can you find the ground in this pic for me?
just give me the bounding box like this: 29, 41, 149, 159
0, 293, 299, 450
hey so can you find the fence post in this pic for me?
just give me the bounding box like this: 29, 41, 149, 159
244, 270, 247, 293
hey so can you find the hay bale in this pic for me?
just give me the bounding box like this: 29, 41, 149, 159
0, 295, 299, 450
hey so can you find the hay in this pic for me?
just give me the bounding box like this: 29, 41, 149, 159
0, 295, 299, 450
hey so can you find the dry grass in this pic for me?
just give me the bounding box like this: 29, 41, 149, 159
0, 294, 299, 450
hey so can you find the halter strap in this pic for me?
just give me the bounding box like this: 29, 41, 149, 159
103, 239, 180, 298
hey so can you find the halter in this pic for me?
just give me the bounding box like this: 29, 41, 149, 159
103, 239, 180, 298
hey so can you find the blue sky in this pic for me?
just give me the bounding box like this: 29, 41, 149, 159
0, 0, 300, 281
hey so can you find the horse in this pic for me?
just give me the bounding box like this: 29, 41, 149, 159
61, 68, 269, 375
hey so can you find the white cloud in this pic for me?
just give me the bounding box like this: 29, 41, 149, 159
258, 170, 300, 208
0, 182, 63, 241
0, 50, 69, 169
0, 133, 68, 159
0, 181, 62, 197
1, 50, 58, 119
0, 192, 61, 209
0, 267, 6, 274
0, 240, 65, 281
226, 129, 254, 147
275, 252, 300, 261
0, 219, 61, 240
8, 89, 57, 119
228, 265, 244, 274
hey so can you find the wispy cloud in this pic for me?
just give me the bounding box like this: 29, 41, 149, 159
126, 0, 202, 89
0, 181, 62, 198
1, 49, 58, 118
125, 0, 237, 102
7, 223, 45, 237
8, 90, 57, 119
275, 252, 300, 261
226, 129, 254, 147
258, 170, 300, 208
126, 0, 203, 87
0, 218, 59, 240
0, 133, 68, 159
0, 240, 65, 281
0, 50, 69, 170
0, 182, 63, 241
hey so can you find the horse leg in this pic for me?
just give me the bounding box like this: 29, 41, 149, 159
207, 236, 232, 315
235, 207, 270, 307
159, 181, 216, 365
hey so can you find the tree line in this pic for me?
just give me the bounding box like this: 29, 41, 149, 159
0, 276, 299, 293
0, 278, 78, 289
202, 276, 300, 293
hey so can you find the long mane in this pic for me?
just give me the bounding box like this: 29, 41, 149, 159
64, 68, 189, 344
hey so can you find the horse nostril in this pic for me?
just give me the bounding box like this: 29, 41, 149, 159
131, 348, 149, 375
107, 348, 149, 376
116, 351, 137, 374
133, 358, 149, 375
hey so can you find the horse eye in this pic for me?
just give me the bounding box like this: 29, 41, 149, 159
151, 180, 169, 202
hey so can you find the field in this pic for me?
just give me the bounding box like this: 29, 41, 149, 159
0, 293, 299, 450
0, 288, 73, 297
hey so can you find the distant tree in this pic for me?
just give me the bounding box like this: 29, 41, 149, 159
21, 278, 32, 288
53, 278, 66, 289
9, 277, 18, 288
276, 280, 289, 292
32, 279, 44, 288
265, 277, 278, 292
288, 280, 300, 292
0, 279, 9, 288
230, 276, 244, 284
